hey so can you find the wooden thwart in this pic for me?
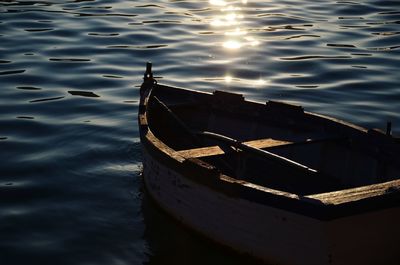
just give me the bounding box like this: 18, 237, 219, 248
176, 138, 291, 158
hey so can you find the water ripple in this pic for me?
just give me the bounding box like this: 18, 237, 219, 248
0, 0, 399, 265
280, 55, 352, 60
68, 90, 100, 97
16, 86, 42, 90
24, 28, 54, 32
29, 96, 65, 103
49, 58, 91, 62
0, 69, 26, 75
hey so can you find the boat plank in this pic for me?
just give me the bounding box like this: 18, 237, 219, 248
306, 179, 400, 204
176, 138, 291, 158
139, 114, 147, 125
245, 138, 291, 149
145, 130, 185, 162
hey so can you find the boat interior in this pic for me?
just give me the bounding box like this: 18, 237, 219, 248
146, 85, 400, 196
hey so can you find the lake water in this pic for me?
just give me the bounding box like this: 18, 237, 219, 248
0, 0, 399, 264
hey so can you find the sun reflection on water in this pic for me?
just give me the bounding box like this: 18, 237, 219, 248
223, 40, 242, 49
222, 75, 269, 87
209, 0, 228, 6
222, 5, 242, 11
209, 0, 258, 51
209, 0, 263, 87
224, 75, 233, 83
225, 28, 247, 36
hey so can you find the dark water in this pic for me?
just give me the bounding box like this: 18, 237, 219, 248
0, 0, 399, 264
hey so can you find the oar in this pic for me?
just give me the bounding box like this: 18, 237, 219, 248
197, 131, 318, 175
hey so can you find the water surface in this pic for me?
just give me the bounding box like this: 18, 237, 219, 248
0, 0, 399, 264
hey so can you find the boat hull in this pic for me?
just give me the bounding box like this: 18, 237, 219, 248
142, 146, 400, 265
138, 68, 400, 264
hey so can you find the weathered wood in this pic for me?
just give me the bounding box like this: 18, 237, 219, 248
139, 114, 147, 126
145, 130, 185, 162
175, 138, 291, 158
176, 145, 225, 158
306, 179, 400, 205
244, 138, 291, 149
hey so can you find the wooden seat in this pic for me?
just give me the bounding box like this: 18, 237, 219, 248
175, 138, 291, 159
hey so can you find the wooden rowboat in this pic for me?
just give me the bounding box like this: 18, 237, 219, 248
138, 63, 400, 265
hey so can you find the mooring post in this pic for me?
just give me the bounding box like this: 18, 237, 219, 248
140, 62, 155, 96
144, 62, 153, 80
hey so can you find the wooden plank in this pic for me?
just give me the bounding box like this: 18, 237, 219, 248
175, 138, 291, 158
306, 179, 400, 205
176, 145, 225, 158
245, 138, 291, 149
139, 114, 147, 125
145, 130, 185, 162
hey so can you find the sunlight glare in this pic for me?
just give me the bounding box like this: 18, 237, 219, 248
210, 18, 225, 27
224, 75, 233, 83
225, 13, 239, 22
223, 40, 242, 49
209, 0, 228, 6
209, 0, 259, 52
254, 78, 267, 86
225, 28, 247, 36
245, 36, 260, 46
210, 13, 239, 27
222, 5, 242, 11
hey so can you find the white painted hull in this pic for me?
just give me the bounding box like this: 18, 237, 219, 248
143, 148, 400, 265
